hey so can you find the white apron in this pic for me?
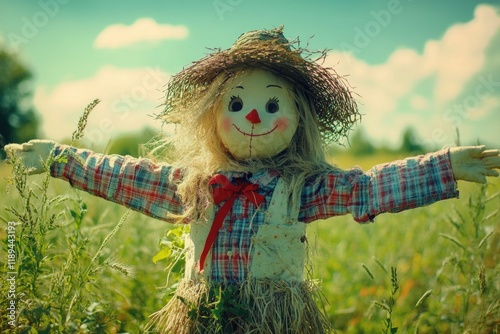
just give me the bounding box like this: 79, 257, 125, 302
184, 177, 307, 282
147, 178, 332, 333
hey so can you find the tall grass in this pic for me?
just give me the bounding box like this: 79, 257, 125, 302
312, 175, 499, 333
0, 131, 498, 332
0, 99, 167, 333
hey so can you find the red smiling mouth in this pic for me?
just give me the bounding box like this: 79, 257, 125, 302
233, 124, 278, 137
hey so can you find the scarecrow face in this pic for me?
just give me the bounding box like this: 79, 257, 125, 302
217, 69, 298, 160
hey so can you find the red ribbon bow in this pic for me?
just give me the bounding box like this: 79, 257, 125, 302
198, 174, 265, 272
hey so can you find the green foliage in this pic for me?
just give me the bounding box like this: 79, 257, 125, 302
0, 157, 167, 332
178, 284, 250, 333
0, 47, 40, 158
0, 154, 498, 333
420, 184, 500, 333
330, 127, 426, 158
346, 129, 376, 156
399, 128, 425, 155
107, 127, 158, 158
71, 99, 101, 144
152, 224, 188, 289
312, 178, 500, 333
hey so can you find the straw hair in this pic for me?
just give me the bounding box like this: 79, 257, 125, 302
159, 26, 359, 145
149, 27, 358, 221
143, 28, 351, 332
148, 70, 341, 221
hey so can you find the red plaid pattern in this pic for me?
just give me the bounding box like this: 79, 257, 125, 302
50, 146, 183, 221
300, 150, 458, 223
50, 145, 458, 282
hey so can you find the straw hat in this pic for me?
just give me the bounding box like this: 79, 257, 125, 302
161, 26, 359, 144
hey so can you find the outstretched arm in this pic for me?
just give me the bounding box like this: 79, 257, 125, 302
300, 146, 499, 224
5, 140, 184, 222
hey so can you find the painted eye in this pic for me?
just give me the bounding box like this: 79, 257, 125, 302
228, 96, 243, 112
265, 97, 279, 113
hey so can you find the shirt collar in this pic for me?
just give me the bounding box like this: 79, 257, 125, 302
216, 169, 279, 189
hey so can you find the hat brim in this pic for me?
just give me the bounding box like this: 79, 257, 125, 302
161, 32, 359, 145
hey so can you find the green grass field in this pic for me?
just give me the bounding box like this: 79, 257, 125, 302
0, 152, 499, 333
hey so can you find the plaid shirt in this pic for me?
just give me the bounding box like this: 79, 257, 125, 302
50, 145, 458, 282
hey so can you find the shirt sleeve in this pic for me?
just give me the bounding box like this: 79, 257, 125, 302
299, 149, 459, 224
49, 144, 183, 222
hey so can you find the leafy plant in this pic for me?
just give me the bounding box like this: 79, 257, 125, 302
0, 155, 133, 333
370, 266, 400, 334
1, 136, 498, 333
418, 184, 500, 333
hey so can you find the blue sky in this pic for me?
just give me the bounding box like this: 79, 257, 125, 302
1, 0, 499, 150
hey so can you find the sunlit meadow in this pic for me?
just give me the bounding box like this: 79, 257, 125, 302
0, 148, 498, 333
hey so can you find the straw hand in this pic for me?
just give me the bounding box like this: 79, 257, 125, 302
450, 146, 500, 184
4, 139, 56, 175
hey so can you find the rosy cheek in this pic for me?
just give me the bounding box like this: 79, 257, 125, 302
220, 117, 232, 133
274, 117, 290, 132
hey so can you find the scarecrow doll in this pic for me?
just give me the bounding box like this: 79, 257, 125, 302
5, 27, 500, 333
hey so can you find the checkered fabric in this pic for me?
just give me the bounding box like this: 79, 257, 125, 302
50, 145, 458, 282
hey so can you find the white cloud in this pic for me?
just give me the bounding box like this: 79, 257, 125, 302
34, 65, 170, 146
350, 113, 423, 149
94, 18, 188, 49
409, 95, 429, 111
326, 4, 500, 147
468, 96, 499, 120
326, 48, 428, 117
428, 4, 500, 103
